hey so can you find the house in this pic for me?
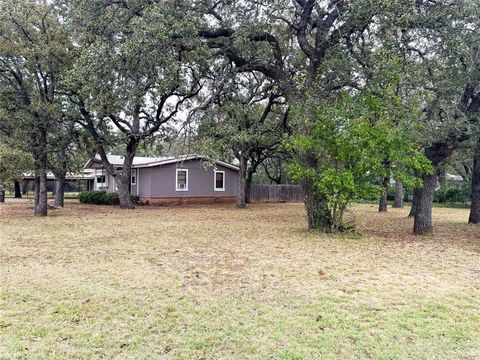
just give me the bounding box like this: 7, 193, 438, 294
83, 154, 239, 204
21, 170, 96, 195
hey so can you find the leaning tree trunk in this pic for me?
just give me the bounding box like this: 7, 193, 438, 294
14, 180, 22, 198
236, 154, 248, 209
393, 180, 404, 208
54, 174, 66, 208
0, 190, 5, 203
468, 141, 480, 224
378, 176, 389, 212
413, 172, 438, 235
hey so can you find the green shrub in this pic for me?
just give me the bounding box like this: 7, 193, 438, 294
434, 187, 470, 204
104, 192, 120, 205
79, 191, 107, 205
79, 191, 139, 205
131, 195, 140, 204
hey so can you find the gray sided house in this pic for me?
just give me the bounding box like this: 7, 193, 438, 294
84, 155, 239, 204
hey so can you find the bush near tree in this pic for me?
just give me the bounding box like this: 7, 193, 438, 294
79, 191, 140, 206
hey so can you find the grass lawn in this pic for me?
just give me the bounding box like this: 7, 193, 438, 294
1, 199, 479, 359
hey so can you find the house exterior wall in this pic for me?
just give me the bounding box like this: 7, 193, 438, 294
130, 168, 138, 196
137, 167, 152, 197
108, 174, 116, 193
138, 159, 238, 198
93, 169, 111, 192
90, 159, 238, 203
93, 169, 139, 194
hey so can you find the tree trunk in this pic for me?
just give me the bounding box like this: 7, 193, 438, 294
245, 157, 262, 204
468, 141, 480, 224
14, 180, 22, 198
34, 127, 48, 217
413, 172, 438, 235
22, 180, 28, 195
34, 176, 40, 209
245, 170, 253, 204
378, 176, 389, 212
298, 152, 333, 231
0, 190, 5, 203
408, 187, 421, 217
117, 144, 136, 209
412, 140, 459, 233
301, 177, 333, 231
54, 174, 66, 207
117, 173, 134, 209
393, 180, 404, 208
104, 140, 136, 210
236, 154, 248, 208
51, 141, 69, 207
34, 171, 48, 216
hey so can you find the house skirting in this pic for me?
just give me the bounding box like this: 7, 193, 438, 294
140, 195, 237, 205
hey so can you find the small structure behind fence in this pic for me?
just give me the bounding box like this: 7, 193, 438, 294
249, 184, 303, 203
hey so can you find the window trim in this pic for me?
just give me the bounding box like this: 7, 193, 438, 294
131, 168, 137, 186
176, 168, 189, 192
214, 170, 225, 192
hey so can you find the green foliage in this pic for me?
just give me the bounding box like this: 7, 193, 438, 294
0, 0, 85, 185
434, 187, 470, 205
103, 193, 120, 206
130, 195, 140, 204
0, 145, 34, 190
196, 74, 288, 165
64, 0, 203, 144
289, 92, 432, 229
79, 191, 137, 206
79, 191, 108, 205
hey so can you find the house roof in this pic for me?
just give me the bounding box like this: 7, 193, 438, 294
84, 154, 240, 171
22, 170, 95, 180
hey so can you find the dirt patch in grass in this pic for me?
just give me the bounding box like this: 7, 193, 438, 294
1, 199, 479, 359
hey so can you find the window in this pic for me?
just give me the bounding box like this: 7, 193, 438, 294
176, 169, 188, 191
131, 169, 137, 185
214, 170, 225, 191
96, 175, 107, 189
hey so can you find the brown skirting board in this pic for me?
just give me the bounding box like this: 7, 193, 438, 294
140, 195, 237, 205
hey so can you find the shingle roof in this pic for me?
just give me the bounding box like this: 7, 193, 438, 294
84, 154, 239, 171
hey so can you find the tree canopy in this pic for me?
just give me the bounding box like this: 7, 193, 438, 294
0, 0, 478, 233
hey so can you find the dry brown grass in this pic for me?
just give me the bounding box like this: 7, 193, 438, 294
1, 199, 479, 359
